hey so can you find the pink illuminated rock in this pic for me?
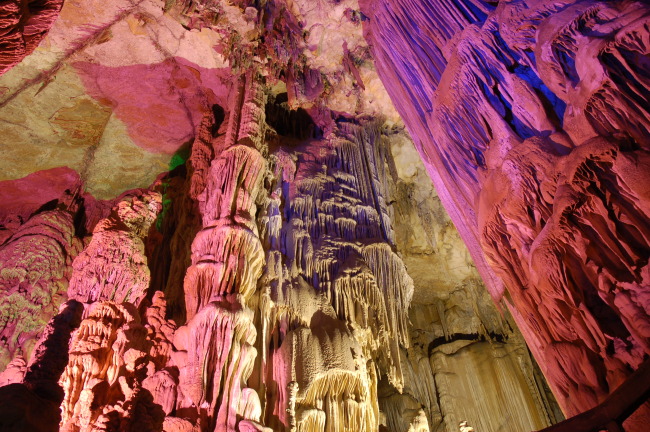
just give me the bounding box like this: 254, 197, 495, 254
144, 291, 177, 370
0, 356, 26, 386
0, 0, 63, 75
57, 301, 148, 426
0, 167, 80, 228
172, 68, 268, 432
68, 191, 161, 307
0, 209, 82, 369
74, 60, 229, 155
143, 370, 177, 416
361, 0, 650, 425
3, 0, 637, 430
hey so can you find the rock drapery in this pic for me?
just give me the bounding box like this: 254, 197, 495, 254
361, 0, 650, 426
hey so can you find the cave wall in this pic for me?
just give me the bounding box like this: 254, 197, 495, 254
0, 0, 63, 75
360, 0, 650, 424
383, 131, 564, 431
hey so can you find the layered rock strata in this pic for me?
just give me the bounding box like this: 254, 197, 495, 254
362, 0, 650, 425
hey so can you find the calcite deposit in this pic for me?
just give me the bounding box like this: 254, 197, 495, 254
0, 0, 648, 431
362, 0, 650, 427
0, 0, 63, 74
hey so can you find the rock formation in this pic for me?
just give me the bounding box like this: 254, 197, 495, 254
0, 0, 64, 74
0, 207, 80, 370
0, 0, 648, 431
361, 0, 650, 427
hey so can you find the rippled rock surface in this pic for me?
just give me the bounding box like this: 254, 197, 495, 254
362, 0, 650, 426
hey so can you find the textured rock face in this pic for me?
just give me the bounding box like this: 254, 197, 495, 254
382, 130, 563, 431
0, 209, 80, 369
49, 193, 185, 432
0, 0, 63, 75
0, 94, 559, 431
257, 120, 413, 431
0, 0, 233, 199
361, 0, 650, 424
68, 191, 161, 307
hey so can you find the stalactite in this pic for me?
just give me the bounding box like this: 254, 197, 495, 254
252, 117, 425, 432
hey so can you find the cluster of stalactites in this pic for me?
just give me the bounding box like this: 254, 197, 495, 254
286, 130, 413, 384
255, 119, 415, 432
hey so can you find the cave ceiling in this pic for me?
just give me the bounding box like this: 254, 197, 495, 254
0, 0, 398, 200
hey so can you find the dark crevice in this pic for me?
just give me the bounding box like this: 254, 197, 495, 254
427, 331, 506, 355
265, 92, 322, 140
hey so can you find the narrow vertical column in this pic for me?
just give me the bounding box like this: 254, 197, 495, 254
175, 68, 270, 432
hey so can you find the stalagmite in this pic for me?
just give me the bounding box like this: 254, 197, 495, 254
59, 301, 144, 428
48, 191, 175, 432
174, 68, 268, 432
68, 192, 162, 307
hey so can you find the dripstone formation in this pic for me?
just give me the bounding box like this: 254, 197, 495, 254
362, 0, 650, 427
0, 0, 648, 431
